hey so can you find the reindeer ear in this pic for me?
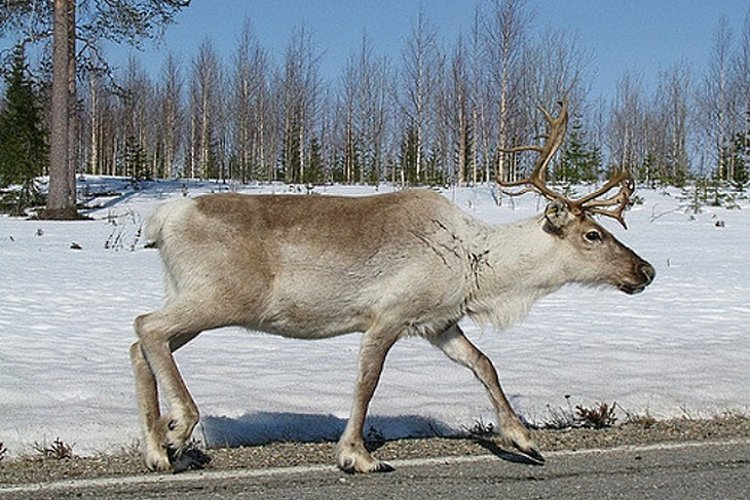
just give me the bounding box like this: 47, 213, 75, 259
543, 199, 572, 235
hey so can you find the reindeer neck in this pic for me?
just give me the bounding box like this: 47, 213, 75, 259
466, 216, 570, 330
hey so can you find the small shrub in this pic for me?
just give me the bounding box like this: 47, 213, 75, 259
34, 438, 77, 460
575, 402, 618, 429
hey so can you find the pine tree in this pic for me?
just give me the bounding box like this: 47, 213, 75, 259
0, 45, 47, 214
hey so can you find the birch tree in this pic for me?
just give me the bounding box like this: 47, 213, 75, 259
230, 18, 273, 182
696, 16, 734, 180
482, 0, 532, 183
119, 55, 151, 180
469, 7, 489, 184
187, 39, 222, 180
231, 19, 255, 183
153, 54, 183, 178
728, 10, 750, 185
280, 25, 320, 184
652, 63, 691, 184
609, 72, 646, 177
449, 36, 472, 185
340, 34, 391, 184
398, 8, 439, 184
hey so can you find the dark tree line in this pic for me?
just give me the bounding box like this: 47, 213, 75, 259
2, 1, 750, 216
0, 44, 46, 213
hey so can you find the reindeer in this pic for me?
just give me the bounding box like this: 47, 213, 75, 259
130, 99, 655, 473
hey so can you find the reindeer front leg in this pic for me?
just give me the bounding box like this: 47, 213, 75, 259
336, 326, 399, 473
429, 324, 544, 463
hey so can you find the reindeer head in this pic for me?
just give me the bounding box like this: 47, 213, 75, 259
498, 99, 655, 294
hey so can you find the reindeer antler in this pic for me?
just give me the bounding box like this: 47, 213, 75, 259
497, 99, 569, 200
497, 99, 634, 229
569, 171, 634, 229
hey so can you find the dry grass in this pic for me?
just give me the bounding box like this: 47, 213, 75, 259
32, 438, 77, 460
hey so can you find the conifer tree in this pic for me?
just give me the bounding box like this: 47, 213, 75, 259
731, 129, 749, 191
304, 135, 324, 185
557, 116, 601, 184
124, 135, 149, 182
0, 45, 47, 214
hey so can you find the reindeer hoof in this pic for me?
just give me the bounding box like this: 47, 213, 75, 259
522, 446, 545, 464
336, 442, 394, 474
372, 461, 395, 473
145, 449, 172, 472
512, 440, 545, 464
339, 457, 394, 474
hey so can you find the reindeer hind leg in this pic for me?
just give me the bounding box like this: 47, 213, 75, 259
129, 340, 171, 471
133, 308, 203, 470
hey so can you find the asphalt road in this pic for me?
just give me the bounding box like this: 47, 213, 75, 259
2, 439, 748, 499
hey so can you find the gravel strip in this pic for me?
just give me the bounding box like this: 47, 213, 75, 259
1, 416, 748, 486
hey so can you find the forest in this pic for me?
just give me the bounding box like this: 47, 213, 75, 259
1, 0, 749, 205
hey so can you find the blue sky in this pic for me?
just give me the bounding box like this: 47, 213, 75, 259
97, 0, 750, 100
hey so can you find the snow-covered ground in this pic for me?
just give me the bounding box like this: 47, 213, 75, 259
1, 178, 748, 457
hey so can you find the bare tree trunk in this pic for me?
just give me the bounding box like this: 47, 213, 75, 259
66, 0, 77, 198
298, 108, 305, 183
161, 54, 182, 179
470, 8, 482, 185
45, 0, 77, 219
89, 73, 98, 175
450, 38, 469, 186
200, 87, 209, 179
188, 96, 196, 179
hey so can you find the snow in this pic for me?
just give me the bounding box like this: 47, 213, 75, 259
0, 179, 748, 457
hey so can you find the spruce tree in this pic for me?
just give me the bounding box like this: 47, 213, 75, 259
731, 130, 749, 192
304, 135, 324, 185
0, 45, 47, 214
124, 135, 149, 182
557, 116, 600, 185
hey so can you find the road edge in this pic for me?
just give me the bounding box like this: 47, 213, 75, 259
2, 437, 748, 496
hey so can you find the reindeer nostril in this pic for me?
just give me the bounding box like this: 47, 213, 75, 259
639, 262, 656, 284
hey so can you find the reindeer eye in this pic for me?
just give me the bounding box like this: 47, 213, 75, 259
584, 230, 602, 242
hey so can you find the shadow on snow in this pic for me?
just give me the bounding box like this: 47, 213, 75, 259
199, 411, 455, 449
